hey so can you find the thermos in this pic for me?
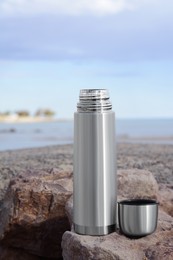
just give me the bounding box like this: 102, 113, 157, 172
73, 89, 117, 235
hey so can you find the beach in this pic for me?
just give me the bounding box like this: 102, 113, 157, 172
0, 143, 172, 184
0, 143, 173, 259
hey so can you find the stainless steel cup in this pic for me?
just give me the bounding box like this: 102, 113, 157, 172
73, 89, 117, 235
118, 199, 159, 237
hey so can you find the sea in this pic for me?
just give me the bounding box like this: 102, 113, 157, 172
0, 119, 173, 151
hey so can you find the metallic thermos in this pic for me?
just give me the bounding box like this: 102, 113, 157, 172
73, 89, 116, 235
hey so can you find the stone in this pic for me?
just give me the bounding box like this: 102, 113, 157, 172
62, 169, 173, 259
117, 143, 173, 185
65, 195, 73, 227
159, 184, 173, 217
118, 169, 159, 200
0, 168, 73, 258
0, 145, 73, 258
0, 144, 173, 259
0, 246, 42, 260
62, 199, 173, 260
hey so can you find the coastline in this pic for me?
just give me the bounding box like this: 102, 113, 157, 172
117, 135, 173, 145
0, 143, 172, 185
0, 116, 72, 123
0, 118, 173, 151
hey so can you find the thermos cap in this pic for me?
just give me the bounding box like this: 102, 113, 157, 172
118, 199, 159, 237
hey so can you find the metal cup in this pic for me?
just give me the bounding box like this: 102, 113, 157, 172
118, 199, 159, 238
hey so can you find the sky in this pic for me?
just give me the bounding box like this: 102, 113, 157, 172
0, 0, 173, 119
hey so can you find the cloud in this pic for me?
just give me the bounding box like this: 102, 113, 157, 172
0, 9, 172, 62
0, 0, 172, 61
0, 0, 147, 16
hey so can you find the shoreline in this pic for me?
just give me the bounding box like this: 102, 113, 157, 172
0, 117, 72, 123
1, 135, 173, 152
117, 135, 173, 145
1, 118, 173, 150
0, 138, 173, 153
0, 143, 172, 185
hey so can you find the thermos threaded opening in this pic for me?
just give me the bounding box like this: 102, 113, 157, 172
77, 89, 112, 112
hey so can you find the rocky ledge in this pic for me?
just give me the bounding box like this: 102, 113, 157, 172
0, 144, 173, 259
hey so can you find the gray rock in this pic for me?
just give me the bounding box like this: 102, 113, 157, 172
62, 211, 173, 260
62, 204, 173, 260
0, 145, 73, 258
0, 246, 42, 260
159, 184, 173, 217
0, 169, 73, 258
118, 169, 159, 200
65, 195, 73, 226
0, 143, 173, 259
117, 143, 173, 185
62, 170, 173, 259
0, 143, 173, 185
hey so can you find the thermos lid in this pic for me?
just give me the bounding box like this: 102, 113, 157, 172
118, 199, 159, 237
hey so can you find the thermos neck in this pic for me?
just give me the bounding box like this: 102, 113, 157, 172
77, 89, 112, 112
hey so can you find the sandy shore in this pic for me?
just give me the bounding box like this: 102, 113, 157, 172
117, 135, 173, 145
0, 143, 172, 185
0, 116, 57, 123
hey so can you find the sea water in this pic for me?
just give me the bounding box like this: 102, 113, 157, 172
0, 119, 173, 151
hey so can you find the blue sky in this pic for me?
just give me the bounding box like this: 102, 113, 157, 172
0, 0, 173, 119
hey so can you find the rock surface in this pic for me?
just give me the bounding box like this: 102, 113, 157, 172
0, 169, 73, 258
159, 184, 173, 217
62, 169, 173, 259
62, 211, 173, 260
0, 246, 42, 260
0, 143, 173, 259
118, 169, 159, 200
0, 145, 73, 259
117, 143, 173, 185
62, 199, 173, 260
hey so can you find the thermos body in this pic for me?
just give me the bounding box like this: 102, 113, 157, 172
73, 89, 117, 235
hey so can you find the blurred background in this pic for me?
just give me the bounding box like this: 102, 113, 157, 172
0, 0, 173, 150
